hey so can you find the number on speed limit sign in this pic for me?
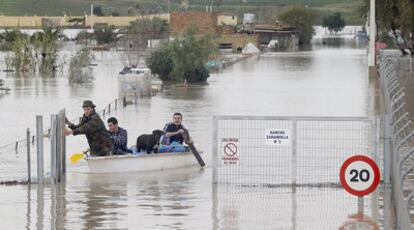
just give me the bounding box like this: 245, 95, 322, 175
339, 155, 380, 197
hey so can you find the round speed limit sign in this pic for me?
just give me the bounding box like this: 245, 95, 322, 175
339, 155, 380, 197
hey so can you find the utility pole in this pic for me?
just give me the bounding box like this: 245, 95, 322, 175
90, 4, 94, 30
368, 0, 376, 69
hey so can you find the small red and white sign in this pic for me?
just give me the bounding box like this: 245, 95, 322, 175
340, 155, 380, 197
221, 138, 239, 165
224, 143, 237, 157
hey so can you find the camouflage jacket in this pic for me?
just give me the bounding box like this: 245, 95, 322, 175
69, 111, 113, 156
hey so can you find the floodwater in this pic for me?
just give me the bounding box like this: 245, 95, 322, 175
0, 27, 388, 229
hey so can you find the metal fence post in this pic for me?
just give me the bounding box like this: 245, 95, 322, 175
55, 110, 66, 180
384, 114, 391, 187
60, 110, 66, 176
26, 128, 31, 183
56, 113, 62, 183
36, 116, 44, 184
50, 114, 57, 184
373, 117, 380, 165
212, 116, 218, 184
291, 120, 297, 186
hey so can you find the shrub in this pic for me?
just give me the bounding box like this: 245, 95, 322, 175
146, 46, 174, 81
68, 48, 94, 83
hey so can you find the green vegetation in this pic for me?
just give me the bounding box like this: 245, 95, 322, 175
68, 48, 94, 84
378, 32, 396, 49
31, 28, 62, 73
278, 5, 316, 46
120, 17, 169, 66
0, 30, 24, 51
127, 17, 169, 41
359, 0, 414, 55
322, 12, 346, 33
111, 11, 121, 16
93, 28, 117, 45
0, 0, 362, 24
93, 6, 104, 16
4, 28, 61, 74
11, 34, 35, 74
146, 26, 218, 83
169, 26, 217, 82
146, 45, 173, 81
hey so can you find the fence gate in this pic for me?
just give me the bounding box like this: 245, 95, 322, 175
212, 116, 379, 187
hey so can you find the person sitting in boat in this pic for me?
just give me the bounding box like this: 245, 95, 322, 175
107, 117, 132, 155
161, 112, 193, 145
64, 100, 113, 156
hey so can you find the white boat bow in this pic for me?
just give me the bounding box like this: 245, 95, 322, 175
85, 151, 202, 173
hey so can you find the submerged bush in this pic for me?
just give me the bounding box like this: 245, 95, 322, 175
146, 45, 174, 81
147, 25, 217, 83
68, 48, 94, 84
182, 66, 210, 82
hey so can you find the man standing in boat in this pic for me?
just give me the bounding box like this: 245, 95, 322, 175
161, 112, 193, 145
64, 100, 113, 156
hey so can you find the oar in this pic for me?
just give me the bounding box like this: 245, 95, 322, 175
182, 129, 205, 167
70, 149, 89, 164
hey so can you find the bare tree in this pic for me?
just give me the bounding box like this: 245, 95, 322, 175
118, 17, 169, 67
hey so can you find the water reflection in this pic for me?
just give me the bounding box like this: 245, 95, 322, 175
68, 83, 95, 98
26, 184, 32, 230
82, 176, 127, 229
11, 76, 59, 98
258, 53, 314, 71
51, 183, 68, 230
212, 185, 381, 229
320, 37, 346, 47
61, 167, 206, 229
36, 185, 44, 230
162, 83, 208, 101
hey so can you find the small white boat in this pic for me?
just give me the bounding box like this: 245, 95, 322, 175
86, 151, 202, 173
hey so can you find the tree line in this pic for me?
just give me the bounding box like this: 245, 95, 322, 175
359, 0, 414, 55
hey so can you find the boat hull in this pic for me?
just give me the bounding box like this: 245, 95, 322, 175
86, 151, 200, 173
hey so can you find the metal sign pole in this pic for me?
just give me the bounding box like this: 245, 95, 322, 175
358, 196, 364, 215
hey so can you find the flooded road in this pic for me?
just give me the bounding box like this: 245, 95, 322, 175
0, 31, 384, 229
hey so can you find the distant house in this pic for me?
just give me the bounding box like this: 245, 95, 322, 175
254, 24, 299, 51
169, 11, 298, 52
170, 11, 218, 35
217, 12, 238, 26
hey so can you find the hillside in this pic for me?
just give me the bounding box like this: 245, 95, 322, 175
0, 0, 363, 24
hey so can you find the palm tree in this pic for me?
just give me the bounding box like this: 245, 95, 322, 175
11, 33, 35, 74
31, 27, 62, 73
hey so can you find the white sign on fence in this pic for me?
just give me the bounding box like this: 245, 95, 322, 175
221, 138, 239, 165
265, 129, 290, 146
